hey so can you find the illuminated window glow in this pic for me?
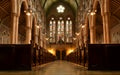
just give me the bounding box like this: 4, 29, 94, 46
49, 17, 72, 43
57, 5, 65, 13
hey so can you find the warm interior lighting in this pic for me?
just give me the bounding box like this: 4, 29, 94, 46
75, 32, 80, 36
82, 25, 85, 28
68, 17, 70, 20
36, 25, 40, 29
45, 37, 49, 40
90, 10, 97, 15
73, 37, 77, 40
66, 49, 74, 55
57, 5, 65, 13
48, 49, 55, 56
90, 12, 96, 15
88, 9, 97, 15
24, 5, 33, 16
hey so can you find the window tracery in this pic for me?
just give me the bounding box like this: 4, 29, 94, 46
49, 17, 72, 43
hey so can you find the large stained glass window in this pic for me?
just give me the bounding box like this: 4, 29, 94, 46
57, 17, 64, 43
49, 17, 72, 43
66, 17, 72, 43
49, 18, 56, 43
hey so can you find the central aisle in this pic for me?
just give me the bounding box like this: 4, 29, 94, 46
0, 60, 120, 75
38, 60, 87, 75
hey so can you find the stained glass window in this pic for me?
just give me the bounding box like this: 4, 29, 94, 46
49, 17, 72, 43
66, 17, 72, 43
57, 19, 64, 42
49, 18, 56, 43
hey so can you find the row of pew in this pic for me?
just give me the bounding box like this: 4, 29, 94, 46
32, 44, 56, 66
66, 47, 88, 67
66, 44, 120, 70
0, 44, 56, 70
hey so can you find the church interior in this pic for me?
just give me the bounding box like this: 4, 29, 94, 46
0, 0, 120, 75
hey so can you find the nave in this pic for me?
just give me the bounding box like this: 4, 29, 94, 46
0, 61, 120, 75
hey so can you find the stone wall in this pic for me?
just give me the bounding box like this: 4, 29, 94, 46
111, 24, 120, 43
0, 24, 10, 44
96, 33, 103, 44
0, 24, 26, 44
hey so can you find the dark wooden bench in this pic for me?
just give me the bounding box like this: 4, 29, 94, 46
88, 44, 120, 70
0, 44, 32, 70
0, 44, 56, 70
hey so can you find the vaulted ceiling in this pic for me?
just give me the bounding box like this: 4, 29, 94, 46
110, 0, 120, 28
40, 0, 79, 13
0, 0, 120, 36
0, 0, 11, 27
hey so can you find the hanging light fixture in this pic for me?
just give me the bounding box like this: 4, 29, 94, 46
24, 5, 33, 16
24, 0, 34, 16
87, 0, 97, 15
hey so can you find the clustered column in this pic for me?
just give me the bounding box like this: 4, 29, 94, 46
11, 13, 19, 44
89, 14, 96, 44
102, 0, 111, 44
25, 16, 32, 44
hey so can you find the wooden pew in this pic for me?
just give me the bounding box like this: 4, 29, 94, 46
0, 44, 56, 70
88, 44, 120, 70
0, 44, 32, 70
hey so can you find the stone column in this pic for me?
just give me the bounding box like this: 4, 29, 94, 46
103, 12, 111, 44
84, 17, 89, 45
89, 14, 96, 44
34, 25, 38, 44
11, 13, 19, 44
32, 16, 39, 44
105, 12, 111, 43
25, 16, 32, 44
102, 0, 111, 44
31, 17, 36, 44
31, 19, 39, 45
38, 27, 41, 46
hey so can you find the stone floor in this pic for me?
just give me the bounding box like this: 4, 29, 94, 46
0, 60, 120, 75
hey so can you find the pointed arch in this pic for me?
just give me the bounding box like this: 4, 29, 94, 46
18, 0, 28, 16
93, 0, 103, 13
17, 1, 28, 44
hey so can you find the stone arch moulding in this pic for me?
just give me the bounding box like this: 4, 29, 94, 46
18, 0, 28, 17
93, 0, 103, 14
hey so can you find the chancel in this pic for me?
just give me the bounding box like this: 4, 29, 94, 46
0, 0, 120, 75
